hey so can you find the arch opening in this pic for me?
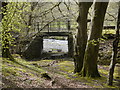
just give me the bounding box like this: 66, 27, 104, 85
42, 36, 68, 59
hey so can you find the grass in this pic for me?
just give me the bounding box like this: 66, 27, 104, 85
56, 61, 74, 72
38, 59, 119, 88
55, 61, 119, 88
102, 29, 116, 35
2, 57, 46, 77
1, 55, 120, 88
99, 68, 108, 75
2, 58, 44, 88
98, 65, 119, 79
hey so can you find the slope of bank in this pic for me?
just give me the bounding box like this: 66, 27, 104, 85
1, 55, 120, 88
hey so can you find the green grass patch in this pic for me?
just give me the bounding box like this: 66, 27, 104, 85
102, 29, 116, 35
28, 59, 54, 67
114, 65, 120, 79
56, 61, 74, 72
99, 68, 108, 75
15, 58, 45, 73
2, 64, 19, 76
99, 65, 119, 79
70, 73, 117, 88
2, 57, 46, 77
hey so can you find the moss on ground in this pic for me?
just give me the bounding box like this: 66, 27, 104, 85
99, 65, 119, 79
1, 55, 120, 88
2, 58, 45, 88
99, 68, 108, 75
28, 59, 54, 67
102, 29, 116, 35
56, 61, 74, 72
2, 57, 47, 79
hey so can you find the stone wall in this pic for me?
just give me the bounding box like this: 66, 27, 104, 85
68, 34, 74, 57
22, 36, 43, 60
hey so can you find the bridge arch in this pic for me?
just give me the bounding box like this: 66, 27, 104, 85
22, 32, 74, 60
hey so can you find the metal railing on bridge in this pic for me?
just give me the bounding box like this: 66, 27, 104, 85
34, 19, 118, 33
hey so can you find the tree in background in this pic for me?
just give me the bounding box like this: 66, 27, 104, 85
1, 2, 78, 59
1, 2, 30, 60
107, 2, 120, 85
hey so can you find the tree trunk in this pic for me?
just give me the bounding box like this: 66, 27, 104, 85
107, 3, 120, 86
0, 1, 2, 22
81, 2, 109, 77
26, 2, 38, 36
74, 2, 92, 73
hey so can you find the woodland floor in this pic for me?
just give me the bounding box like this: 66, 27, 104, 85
1, 39, 120, 89
1, 56, 120, 89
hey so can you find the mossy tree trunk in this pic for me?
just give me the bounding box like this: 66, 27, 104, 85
74, 2, 92, 73
81, 2, 109, 77
107, 3, 120, 86
0, 2, 1, 22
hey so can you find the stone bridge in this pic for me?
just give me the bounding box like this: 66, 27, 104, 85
22, 18, 116, 60
22, 32, 74, 60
